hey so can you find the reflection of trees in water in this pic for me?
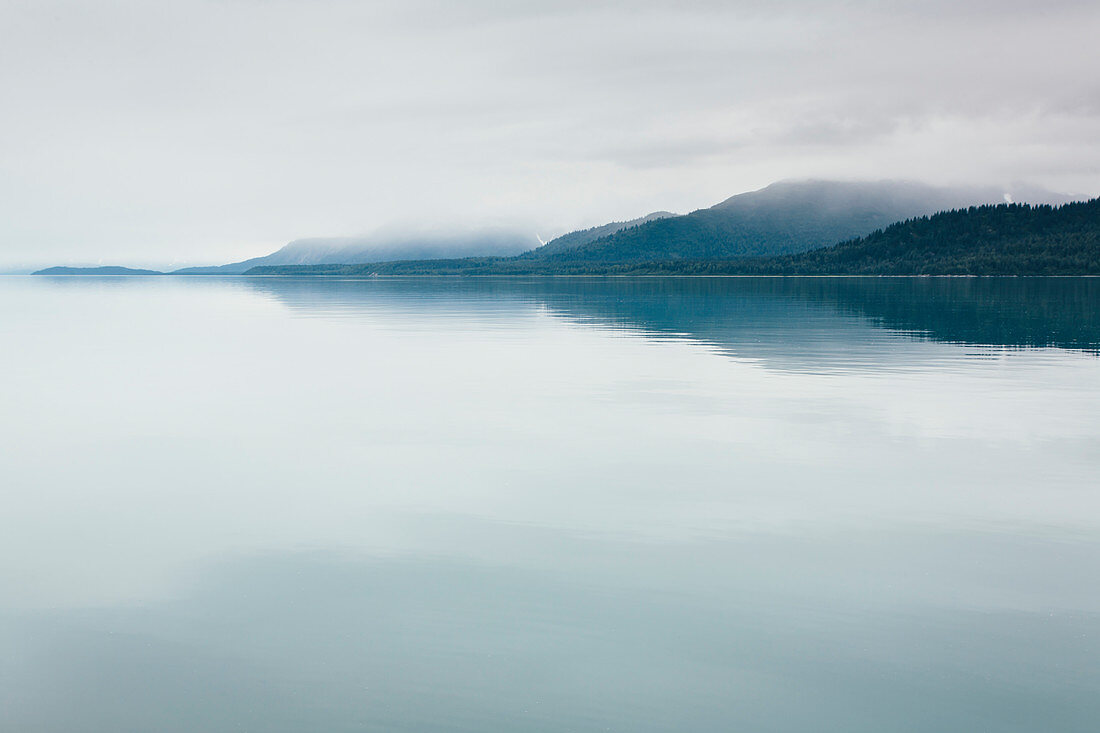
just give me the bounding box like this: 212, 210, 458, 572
246, 277, 1100, 356
757, 277, 1100, 353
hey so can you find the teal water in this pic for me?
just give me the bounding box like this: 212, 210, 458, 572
1, 276, 1098, 732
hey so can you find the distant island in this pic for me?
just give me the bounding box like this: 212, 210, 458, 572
33, 266, 164, 276
33, 180, 1098, 277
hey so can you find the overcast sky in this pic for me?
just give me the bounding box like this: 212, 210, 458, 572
2, 0, 1098, 269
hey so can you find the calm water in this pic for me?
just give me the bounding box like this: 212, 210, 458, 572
2, 276, 1098, 732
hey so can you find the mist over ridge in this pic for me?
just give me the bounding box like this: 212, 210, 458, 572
172, 226, 541, 275
191, 178, 1082, 273
525, 179, 1080, 263
28, 178, 1085, 275
4, 0, 1099, 270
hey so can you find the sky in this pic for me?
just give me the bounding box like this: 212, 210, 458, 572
1, 0, 1098, 270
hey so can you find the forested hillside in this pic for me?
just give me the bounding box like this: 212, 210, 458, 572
524, 180, 1054, 262
247, 199, 1099, 276
716, 199, 1100, 275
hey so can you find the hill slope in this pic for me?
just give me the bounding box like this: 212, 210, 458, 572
209, 180, 1077, 275
724, 199, 1100, 275
528, 180, 1076, 263
534, 212, 675, 256
247, 199, 1099, 276
174, 228, 540, 275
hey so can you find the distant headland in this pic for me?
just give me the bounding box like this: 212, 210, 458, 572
33, 266, 164, 276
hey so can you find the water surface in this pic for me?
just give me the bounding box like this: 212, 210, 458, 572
2, 276, 1098, 732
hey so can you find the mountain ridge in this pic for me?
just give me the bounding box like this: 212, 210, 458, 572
528, 180, 1078, 263
30, 179, 1086, 276
245, 199, 1100, 276
531, 211, 676, 256
172, 228, 540, 275
161, 179, 1086, 273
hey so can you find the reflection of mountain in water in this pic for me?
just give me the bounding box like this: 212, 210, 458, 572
244, 277, 1100, 368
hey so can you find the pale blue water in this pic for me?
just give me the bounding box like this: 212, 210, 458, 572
1, 276, 1098, 732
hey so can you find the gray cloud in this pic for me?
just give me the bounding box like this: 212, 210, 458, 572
1, 0, 1097, 269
